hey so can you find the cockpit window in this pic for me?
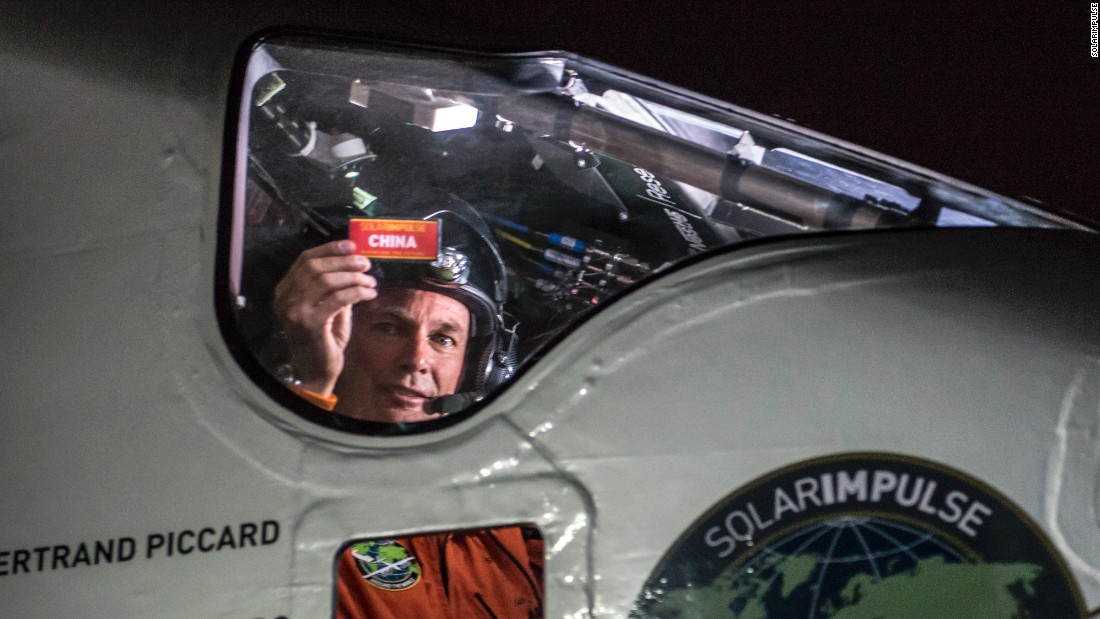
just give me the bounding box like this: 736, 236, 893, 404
224, 35, 1079, 434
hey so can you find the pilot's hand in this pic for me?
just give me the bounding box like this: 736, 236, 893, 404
273, 240, 377, 395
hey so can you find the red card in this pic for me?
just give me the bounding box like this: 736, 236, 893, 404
348, 219, 440, 260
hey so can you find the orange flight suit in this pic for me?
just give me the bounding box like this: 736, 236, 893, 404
336, 526, 543, 619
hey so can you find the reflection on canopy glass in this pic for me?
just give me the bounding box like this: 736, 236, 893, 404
226, 36, 1077, 433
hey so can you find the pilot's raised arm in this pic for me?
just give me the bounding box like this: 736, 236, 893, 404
273, 239, 377, 404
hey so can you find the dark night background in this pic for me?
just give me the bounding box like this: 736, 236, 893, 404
4, 1, 1099, 226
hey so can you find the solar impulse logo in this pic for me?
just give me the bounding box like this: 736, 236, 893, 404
633, 453, 1085, 618
702, 466, 992, 559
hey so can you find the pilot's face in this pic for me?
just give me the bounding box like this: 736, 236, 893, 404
335, 288, 470, 423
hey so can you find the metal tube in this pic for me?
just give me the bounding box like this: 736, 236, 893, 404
498, 94, 906, 229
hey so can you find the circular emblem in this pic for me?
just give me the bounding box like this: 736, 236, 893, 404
632, 453, 1085, 617
349, 540, 422, 591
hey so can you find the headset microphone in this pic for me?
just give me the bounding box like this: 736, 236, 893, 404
428, 392, 481, 415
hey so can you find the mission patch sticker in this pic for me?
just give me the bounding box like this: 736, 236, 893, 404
349, 540, 422, 591
349, 218, 440, 260
632, 452, 1085, 618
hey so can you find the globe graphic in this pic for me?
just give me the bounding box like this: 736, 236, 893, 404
640, 515, 1045, 618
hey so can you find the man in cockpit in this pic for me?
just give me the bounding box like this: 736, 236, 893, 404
272, 207, 507, 425
274, 240, 468, 423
